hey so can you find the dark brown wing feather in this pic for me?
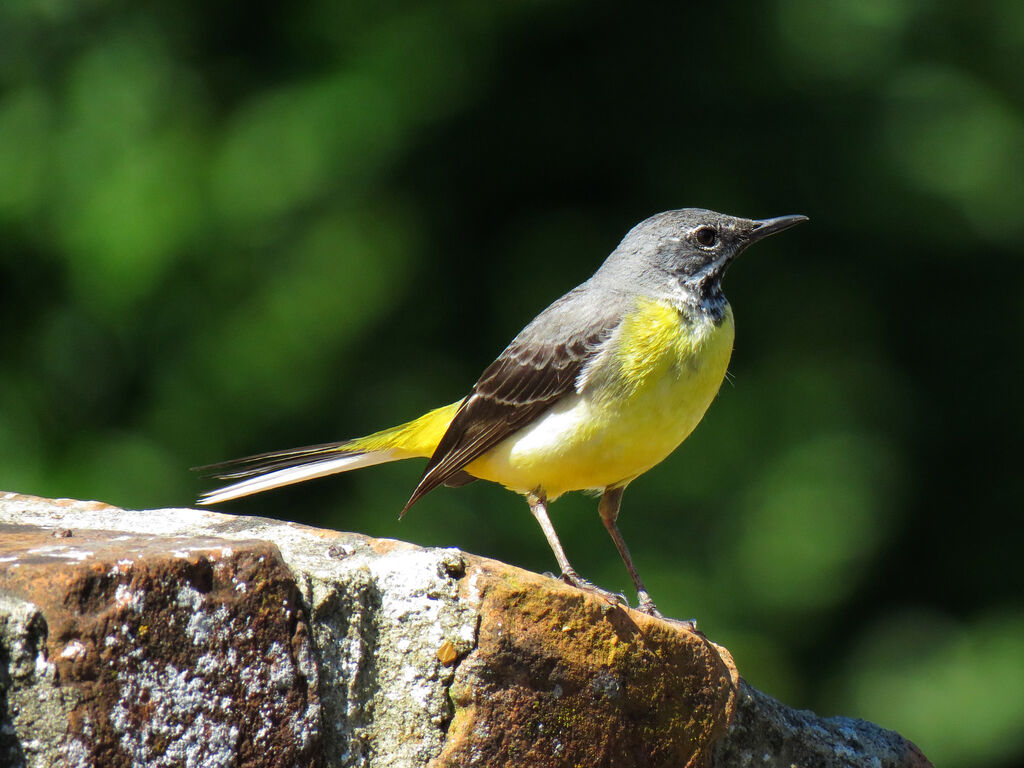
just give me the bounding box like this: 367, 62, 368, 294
402, 288, 626, 513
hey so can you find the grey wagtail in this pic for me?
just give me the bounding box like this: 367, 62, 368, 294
197, 208, 807, 616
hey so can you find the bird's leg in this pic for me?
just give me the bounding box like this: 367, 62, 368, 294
527, 491, 625, 607
598, 487, 662, 618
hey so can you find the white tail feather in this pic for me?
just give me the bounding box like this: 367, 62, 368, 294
198, 451, 396, 506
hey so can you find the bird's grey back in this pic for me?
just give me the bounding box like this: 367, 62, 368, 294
510, 209, 715, 348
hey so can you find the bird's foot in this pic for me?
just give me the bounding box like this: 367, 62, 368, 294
636, 590, 664, 618
636, 591, 697, 630
663, 616, 698, 631
559, 570, 628, 608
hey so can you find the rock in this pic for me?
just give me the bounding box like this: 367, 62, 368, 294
0, 592, 79, 768
438, 560, 737, 767
711, 681, 934, 768
0, 520, 321, 768
0, 492, 932, 768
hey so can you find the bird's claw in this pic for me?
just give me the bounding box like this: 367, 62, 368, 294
636, 591, 697, 628
636, 590, 663, 618
559, 571, 628, 608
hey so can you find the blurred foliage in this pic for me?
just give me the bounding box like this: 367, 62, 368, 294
1, 1, 1022, 765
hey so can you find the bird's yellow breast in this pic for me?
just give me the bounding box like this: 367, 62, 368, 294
468, 299, 735, 497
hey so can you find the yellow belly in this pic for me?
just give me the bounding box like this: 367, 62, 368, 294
466, 300, 735, 498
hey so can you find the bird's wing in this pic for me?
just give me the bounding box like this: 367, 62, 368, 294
402, 286, 627, 513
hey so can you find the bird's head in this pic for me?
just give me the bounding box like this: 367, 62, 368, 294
603, 208, 808, 313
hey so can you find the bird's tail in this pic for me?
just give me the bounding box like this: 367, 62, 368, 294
195, 401, 462, 506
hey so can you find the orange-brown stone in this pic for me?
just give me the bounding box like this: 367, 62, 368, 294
436, 562, 738, 768
0, 522, 321, 767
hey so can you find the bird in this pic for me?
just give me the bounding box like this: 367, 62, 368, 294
196, 208, 807, 617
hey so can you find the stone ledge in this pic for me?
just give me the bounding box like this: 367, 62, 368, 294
0, 492, 932, 768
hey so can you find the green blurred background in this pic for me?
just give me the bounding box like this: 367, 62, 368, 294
2, 1, 1023, 764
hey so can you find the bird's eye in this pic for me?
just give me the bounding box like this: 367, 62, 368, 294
694, 226, 718, 247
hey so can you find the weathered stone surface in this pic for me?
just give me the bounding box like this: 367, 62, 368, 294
711, 680, 932, 768
0, 492, 933, 768
0, 494, 477, 768
0, 521, 321, 768
438, 561, 737, 767
299, 540, 476, 767
0, 593, 80, 767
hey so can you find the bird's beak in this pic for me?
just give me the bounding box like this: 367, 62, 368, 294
747, 214, 809, 242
